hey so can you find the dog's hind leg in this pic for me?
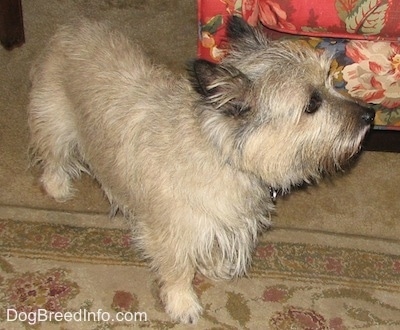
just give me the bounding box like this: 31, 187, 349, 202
28, 77, 86, 202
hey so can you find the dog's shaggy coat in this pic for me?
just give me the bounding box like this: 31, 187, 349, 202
28, 16, 374, 323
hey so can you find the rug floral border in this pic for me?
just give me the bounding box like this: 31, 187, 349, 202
1, 218, 399, 329
1, 218, 399, 287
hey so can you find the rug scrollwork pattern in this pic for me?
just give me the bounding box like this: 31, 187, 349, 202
1, 218, 399, 329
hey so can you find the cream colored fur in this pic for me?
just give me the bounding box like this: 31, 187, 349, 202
28, 17, 373, 323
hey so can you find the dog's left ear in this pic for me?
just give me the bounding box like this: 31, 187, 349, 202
188, 59, 252, 117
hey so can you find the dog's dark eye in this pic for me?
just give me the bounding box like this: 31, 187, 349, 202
305, 91, 322, 114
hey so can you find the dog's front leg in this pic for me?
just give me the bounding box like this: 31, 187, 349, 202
155, 255, 202, 324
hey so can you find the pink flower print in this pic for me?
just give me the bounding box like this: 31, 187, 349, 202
255, 243, 276, 258
343, 41, 400, 108
270, 306, 328, 329
51, 234, 71, 249
258, 0, 296, 30
262, 286, 289, 302
325, 257, 343, 275
5, 269, 79, 315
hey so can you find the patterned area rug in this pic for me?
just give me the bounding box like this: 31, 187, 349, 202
1, 215, 399, 329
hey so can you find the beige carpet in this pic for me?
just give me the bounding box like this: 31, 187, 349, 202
1, 0, 399, 329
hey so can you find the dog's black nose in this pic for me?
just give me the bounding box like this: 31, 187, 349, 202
361, 107, 375, 124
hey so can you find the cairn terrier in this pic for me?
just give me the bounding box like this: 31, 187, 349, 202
28, 16, 374, 323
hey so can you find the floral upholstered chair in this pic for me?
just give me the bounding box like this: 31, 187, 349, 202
198, 0, 400, 139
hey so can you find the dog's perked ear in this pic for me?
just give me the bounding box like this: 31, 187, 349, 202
226, 15, 269, 51
188, 59, 252, 118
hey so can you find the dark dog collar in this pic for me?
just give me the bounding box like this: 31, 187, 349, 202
269, 187, 278, 203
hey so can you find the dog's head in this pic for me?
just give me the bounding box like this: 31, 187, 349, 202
189, 16, 374, 191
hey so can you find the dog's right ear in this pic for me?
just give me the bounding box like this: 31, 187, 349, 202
188, 59, 252, 118
226, 15, 269, 51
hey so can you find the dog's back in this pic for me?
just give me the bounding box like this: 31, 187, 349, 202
28, 20, 196, 203
31, 20, 150, 84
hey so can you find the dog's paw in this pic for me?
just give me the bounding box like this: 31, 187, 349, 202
41, 168, 74, 202
163, 288, 203, 324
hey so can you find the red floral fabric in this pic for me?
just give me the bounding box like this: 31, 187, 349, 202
259, 0, 400, 40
